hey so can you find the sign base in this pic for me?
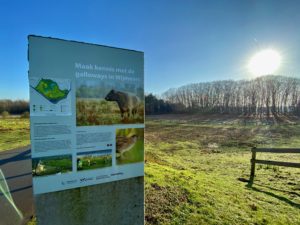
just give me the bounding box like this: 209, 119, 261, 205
34, 177, 144, 225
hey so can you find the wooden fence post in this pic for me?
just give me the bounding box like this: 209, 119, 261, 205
250, 147, 256, 180
248, 148, 300, 182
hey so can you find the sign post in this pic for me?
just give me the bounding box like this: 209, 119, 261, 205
28, 36, 144, 225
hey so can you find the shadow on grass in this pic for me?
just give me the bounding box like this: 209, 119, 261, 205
246, 180, 300, 209
253, 182, 300, 198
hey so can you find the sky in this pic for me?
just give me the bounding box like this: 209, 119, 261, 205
1, 0, 300, 100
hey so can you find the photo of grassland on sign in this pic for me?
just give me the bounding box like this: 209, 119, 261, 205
77, 150, 112, 171
116, 128, 144, 165
76, 78, 144, 126
32, 155, 72, 177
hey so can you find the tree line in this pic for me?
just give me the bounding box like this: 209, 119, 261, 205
145, 94, 188, 114
0, 99, 29, 115
160, 75, 300, 116
3, 75, 300, 116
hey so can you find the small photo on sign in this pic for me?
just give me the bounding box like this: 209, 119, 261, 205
77, 150, 112, 171
116, 128, 144, 165
32, 155, 72, 177
76, 79, 144, 126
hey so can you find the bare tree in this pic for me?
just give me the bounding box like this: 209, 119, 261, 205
162, 75, 300, 116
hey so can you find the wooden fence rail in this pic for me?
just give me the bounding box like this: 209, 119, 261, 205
250, 148, 300, 180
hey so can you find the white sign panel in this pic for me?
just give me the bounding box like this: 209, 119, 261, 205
28, 36, 144, 194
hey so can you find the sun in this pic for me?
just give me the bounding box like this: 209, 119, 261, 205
248, 49, 281, 77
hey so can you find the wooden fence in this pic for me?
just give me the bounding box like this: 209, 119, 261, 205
250, 147, 300, 180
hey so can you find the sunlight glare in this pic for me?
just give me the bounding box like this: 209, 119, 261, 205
248, 49, 281, 76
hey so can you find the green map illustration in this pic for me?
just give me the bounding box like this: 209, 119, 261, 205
33, 79, 70, 104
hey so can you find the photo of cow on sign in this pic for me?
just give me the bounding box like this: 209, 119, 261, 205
76, 78, 144, 126
105, 89, 140, 119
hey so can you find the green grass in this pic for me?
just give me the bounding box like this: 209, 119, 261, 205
26, 217, 36, 225
0, 117, 30, 152
1, 115, 300, 224
145, 115, 300, 225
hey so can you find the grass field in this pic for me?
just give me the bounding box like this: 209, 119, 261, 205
1, 115, 300, 224
0, 117, 30, 152
145, 114, 300, 225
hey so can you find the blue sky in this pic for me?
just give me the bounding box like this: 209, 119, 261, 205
1, 0, 300, 100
